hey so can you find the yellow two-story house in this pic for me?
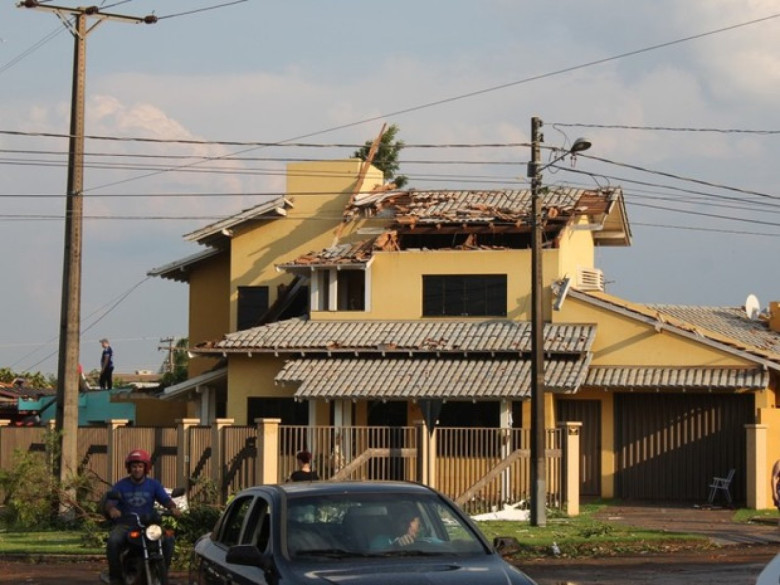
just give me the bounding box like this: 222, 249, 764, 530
150, 159, 780, 507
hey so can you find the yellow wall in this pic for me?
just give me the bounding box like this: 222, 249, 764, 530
758, 406, 780, 508
188, 252, 230, 377
229, 160, 383, 330
312, 248, 566, 322
557, 297, 756, 367
133, 397, 188, 426
557, 216, 596, 278
227, 354, 292, 423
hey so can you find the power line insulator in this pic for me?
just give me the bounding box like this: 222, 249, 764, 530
143, 15, 158, 24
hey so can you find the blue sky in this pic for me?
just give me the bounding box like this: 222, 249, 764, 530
1, 1, 779, 375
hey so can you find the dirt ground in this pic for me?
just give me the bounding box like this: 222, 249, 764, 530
0, 546, 777, 585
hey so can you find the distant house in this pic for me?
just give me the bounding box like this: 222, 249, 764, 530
149, 159, 780, 506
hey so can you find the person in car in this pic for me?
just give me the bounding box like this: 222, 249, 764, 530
103, 449, 181, 585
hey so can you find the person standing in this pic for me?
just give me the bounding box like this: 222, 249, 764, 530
99, 338, 114, 390
289, 451, 319, 482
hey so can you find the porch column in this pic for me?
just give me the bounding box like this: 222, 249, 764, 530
745, 424, 768, 509
106, 419, 130, 485
415, 420, 437, 489
559, 421, 582, 517
256, 418, 281, 485
211, 418, 234, 502
175, 418, 201, 494
0, 420, 10, 472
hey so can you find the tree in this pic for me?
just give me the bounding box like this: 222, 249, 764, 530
159, 338, 189, 388
353, 124, 408, 188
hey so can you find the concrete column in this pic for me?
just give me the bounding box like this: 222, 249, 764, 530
0, 420, 10, 471
211, 418, 234, 502
746, 424, 768, 509
559, 421, 582, 517
175, 418, 201, 493
415, 420, 436, 489
256, 418, 281, 485
106, 419, 130, 485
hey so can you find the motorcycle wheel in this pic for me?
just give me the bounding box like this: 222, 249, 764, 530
144, 558, 168, 585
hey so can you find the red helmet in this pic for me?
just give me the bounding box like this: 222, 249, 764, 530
125, 449, 152, 473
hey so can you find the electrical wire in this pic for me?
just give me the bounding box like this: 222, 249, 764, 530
552, 123, 780, 135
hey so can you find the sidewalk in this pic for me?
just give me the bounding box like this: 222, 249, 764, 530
595, 503, 780, 546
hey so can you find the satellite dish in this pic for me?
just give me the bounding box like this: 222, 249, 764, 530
745, 294, 760, 320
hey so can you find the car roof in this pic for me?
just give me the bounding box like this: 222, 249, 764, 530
236, 480, 437, 498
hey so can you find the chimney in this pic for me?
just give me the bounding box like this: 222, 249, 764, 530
769, 301, 780, 333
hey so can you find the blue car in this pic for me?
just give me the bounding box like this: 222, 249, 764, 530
190, 480, 538, 585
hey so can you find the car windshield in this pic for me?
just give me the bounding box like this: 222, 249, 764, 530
285, 492, 487, 558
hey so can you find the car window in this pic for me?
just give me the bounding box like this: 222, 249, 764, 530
218, 495, 254, 548
241, 497, 271, 551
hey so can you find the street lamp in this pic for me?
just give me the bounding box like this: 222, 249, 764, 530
527, 117, 590, 527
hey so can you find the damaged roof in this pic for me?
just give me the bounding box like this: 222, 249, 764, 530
277, 239, 379, 271
347, 187, 631, 246
569, 289, 780, 369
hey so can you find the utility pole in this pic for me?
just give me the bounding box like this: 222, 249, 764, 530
18, 1, 157, 517
158, 337, 175, 374
528, 116, 547, 527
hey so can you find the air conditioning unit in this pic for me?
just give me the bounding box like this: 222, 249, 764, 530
577, 267, 605, 292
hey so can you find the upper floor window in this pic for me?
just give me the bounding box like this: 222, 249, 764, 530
237, 286, 269, 330
422, 274, 507, 317
312, 269, 368, 312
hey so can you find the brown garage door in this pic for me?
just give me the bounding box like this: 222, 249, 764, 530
615, 393, 752, 503
557, 399, 601, 496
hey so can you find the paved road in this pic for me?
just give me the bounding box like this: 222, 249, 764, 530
0, 547, 776, 585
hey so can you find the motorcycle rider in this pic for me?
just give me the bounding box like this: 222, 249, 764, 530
103, 449, 182, 585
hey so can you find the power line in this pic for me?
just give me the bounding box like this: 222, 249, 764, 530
553, 123, 780, 135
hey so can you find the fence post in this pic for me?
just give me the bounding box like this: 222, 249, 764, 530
559, 421, 582, 517
176, 418, 201, 494
745, 423, 767, 510
211, 418, 234, 502
415, 420, 437, 489
0, 420, 10, 472
256, 418, 281, 485
106, 419, 130, 485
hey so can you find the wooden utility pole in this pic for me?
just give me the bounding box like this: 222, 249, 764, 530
528, 116, 546, 527
17, 1, 157, 517
158, 337, 175, 374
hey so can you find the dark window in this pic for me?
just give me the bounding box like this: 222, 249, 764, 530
247, 397, 308, 426
237, 286, 269, 330
337, 271, 365, 311
422, 275, 506, 316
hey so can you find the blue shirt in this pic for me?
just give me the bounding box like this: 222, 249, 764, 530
109, 476, 171, 520
101, 346, 113, 369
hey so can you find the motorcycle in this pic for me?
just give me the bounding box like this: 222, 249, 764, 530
100, 488, 185, 585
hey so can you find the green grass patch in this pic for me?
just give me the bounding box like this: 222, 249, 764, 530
0, 529, 104, 555
474, 503, 712, 559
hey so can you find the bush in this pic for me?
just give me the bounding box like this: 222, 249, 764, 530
0, 449, 57, 529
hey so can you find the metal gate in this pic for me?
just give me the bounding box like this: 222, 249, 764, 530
557, 399, 601, 496
615, 393, 752, 502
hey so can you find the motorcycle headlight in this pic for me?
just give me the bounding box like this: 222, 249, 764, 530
145, 524, 163, 541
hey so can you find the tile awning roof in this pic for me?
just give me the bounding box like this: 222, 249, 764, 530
278, 354, 591, 399
193, 319, 597, 355
586, 366, 769, 390
278, 240, 376, 270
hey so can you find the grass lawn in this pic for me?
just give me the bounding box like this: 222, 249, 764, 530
475, 502, 713, 559
0, 528, 104, 555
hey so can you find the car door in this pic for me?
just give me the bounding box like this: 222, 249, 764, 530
196, 494, 261, 585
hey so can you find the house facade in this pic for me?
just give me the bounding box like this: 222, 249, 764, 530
150, 159, 780, 507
